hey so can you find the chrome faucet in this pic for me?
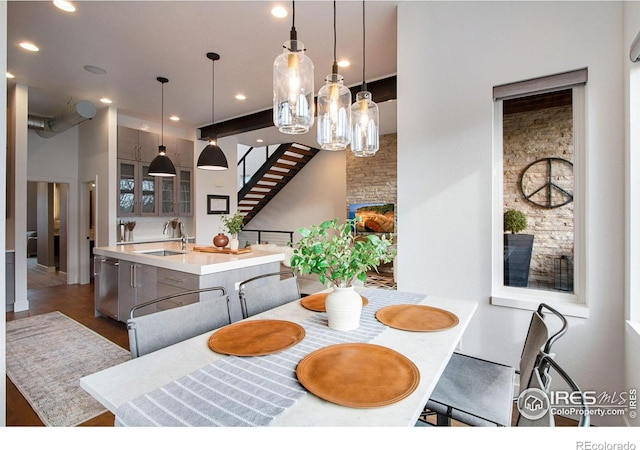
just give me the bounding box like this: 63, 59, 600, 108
163, 218, 187, 250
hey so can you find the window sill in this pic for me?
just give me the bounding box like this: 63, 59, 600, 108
491, 289, 589, 319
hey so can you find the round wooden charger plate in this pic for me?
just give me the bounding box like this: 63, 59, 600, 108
208, 319, 305, 356
296, 343, 420, 408
300, 292, 369, 312
376, 304, 459, 332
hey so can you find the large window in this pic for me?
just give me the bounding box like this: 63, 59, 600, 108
492, 69, 588, 316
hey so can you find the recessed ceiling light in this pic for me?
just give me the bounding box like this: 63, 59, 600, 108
271, 6, 288, 18
6, 72, 15, 79
99, 97, 112, 104
235, 94, 246, 101
170, 115, 180, 122
337, 59, 350, 68
53, 0, 76, 12
84, 65, 107, 75
19, 42, 39, 52
256, 139, 264, 143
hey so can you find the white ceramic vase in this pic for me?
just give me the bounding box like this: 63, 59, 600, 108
229, 236, 239, 251
325, 286, 362, 331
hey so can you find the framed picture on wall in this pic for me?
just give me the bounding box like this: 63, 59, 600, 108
349, 203, 395, 233
207, 195, 229, 215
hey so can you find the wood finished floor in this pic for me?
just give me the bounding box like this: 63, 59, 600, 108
6, 282, 579, 427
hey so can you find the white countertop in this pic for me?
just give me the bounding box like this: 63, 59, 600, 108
80, 290, 478, 426
93, 241, 285, 275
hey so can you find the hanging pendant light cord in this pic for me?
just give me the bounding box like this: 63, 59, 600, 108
333, 1, 337, 65
289, 1, 298, 50
161, 81, 164, 146
362, 0, 367, 92
205, 52, 220, 140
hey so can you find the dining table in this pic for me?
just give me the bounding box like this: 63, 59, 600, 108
80, 287, 478, 427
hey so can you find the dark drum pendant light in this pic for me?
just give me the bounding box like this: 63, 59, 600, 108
197, 52, 229, 171
148, 76, 177, 177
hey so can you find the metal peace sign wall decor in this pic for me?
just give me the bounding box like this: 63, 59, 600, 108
519, 157, 574, 209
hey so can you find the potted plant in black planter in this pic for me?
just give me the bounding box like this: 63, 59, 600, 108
503, 209, 534, 287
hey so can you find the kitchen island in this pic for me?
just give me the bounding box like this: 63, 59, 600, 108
93, 241, 285, 323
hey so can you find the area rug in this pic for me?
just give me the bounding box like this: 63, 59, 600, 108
6, 311, 131, 426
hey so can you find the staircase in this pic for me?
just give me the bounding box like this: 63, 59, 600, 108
238, 143, 320, 224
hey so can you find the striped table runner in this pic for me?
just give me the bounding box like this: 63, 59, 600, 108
115, 288, 425, 427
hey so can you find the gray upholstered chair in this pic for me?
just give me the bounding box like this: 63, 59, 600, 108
420, 303, 568, 427
127, 286, 231, 359
238, 270, 300, 319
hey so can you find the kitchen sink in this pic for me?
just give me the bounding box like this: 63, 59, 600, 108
135, 250, 186, 257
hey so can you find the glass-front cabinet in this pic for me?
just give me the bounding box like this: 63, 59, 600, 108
140, 165, 157, 215
159, 168, 192, 217
118, 160, 158, 217
117, 126, 193, 218
160, 177, 176, 215
178, 169, 192, 216
118, 161, 136, 216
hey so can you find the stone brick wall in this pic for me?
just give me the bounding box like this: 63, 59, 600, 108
346, 133, 397, 223
503, 106, 574, 287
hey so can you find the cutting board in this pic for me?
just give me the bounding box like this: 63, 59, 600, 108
193, 246, 252, 254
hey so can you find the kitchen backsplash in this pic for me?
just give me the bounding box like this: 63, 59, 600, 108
116, 216, 194, 242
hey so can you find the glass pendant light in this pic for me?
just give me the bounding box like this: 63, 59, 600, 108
273, 1, 314, 134
317, 1, 351, 151
197, 52, 229, 171
350, 1, 379, 157
148, 77, 177, 177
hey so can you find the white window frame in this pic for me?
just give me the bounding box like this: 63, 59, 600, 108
491, 73, 588, 318
628, 61, 640, 325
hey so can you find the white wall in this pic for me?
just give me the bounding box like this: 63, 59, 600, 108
28, 127, 78, 179
27, 128, 80, 283
624, 0, 640, 427
194, 135, 239, 246
194, 138, 347, 246
78, 107, 117, 247
398, 1, 625, 425
9, 85, 29, 312
244, 150, 348, 243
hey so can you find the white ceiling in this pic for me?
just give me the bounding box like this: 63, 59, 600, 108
7, 1, 398, 146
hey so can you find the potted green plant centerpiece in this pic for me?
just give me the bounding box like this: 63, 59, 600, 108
503, 209, 534, 287
221, 211, 245, 251
291, 217, 394, 330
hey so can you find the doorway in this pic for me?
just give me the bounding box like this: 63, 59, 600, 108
79, 179, 97, 285
26, 181, 69, 289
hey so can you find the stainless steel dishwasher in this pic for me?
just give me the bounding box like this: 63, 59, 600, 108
94, 256, 119, 320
